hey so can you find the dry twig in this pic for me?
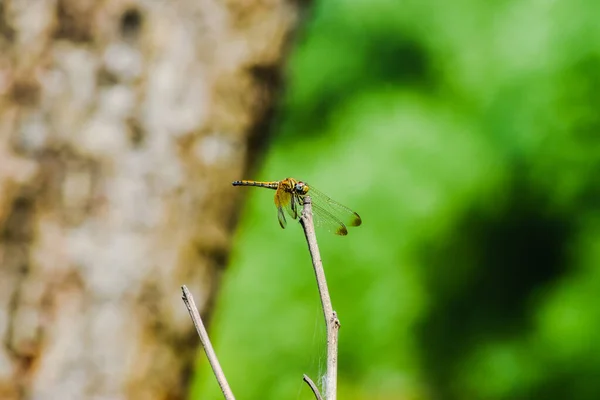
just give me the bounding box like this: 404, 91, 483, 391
181, 285, 235, 400
300, 196, 341, 400
303, 374, 324, 400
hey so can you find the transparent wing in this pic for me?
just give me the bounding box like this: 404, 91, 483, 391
288, 193, 348, 235
312, 202, 349, 236
305, 185, 362, 228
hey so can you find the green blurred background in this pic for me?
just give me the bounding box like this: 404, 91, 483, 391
195, 0, 600, 398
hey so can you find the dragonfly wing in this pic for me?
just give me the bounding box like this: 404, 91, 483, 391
290, 193, 301, 219
277, 205, 287, 228
306, 185, 362, 227
278, 188, 300, 220
275, 187, 294, 229
311, 202, 349, 236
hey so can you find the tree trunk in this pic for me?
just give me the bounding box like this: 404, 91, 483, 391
0, 1, 302, 398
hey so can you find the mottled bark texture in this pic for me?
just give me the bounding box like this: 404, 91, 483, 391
0, 0, 301, 398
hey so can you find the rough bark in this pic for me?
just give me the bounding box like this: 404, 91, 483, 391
0, 0, 302, 398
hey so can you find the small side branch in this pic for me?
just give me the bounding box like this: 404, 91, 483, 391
300, 196, 341, 400
181, 285, 235, 400
303, 374, 324, 400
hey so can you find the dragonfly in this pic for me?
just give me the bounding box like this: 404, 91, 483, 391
232, 178, 362, 236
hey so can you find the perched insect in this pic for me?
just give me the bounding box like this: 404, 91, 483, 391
232, 178, 362, 236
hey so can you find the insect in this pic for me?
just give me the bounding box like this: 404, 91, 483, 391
232, 178, 362, 236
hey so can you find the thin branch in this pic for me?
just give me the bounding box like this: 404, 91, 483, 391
303, 374, 324, 400
181, 285, 235, 400
299, 196, 341, 400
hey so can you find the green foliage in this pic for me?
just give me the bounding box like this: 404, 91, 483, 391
194, 0, 600, 399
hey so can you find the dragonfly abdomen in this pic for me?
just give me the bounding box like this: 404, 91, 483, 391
232, 180, 279, 189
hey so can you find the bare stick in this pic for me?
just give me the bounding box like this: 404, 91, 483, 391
303, 374, 324, 400
299, 196, 341, 400
181, 285, 235, 400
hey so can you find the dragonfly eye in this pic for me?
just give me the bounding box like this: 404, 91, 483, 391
295, 183, 304, 193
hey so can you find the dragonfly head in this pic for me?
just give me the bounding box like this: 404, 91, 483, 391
294, 181, 309, 195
